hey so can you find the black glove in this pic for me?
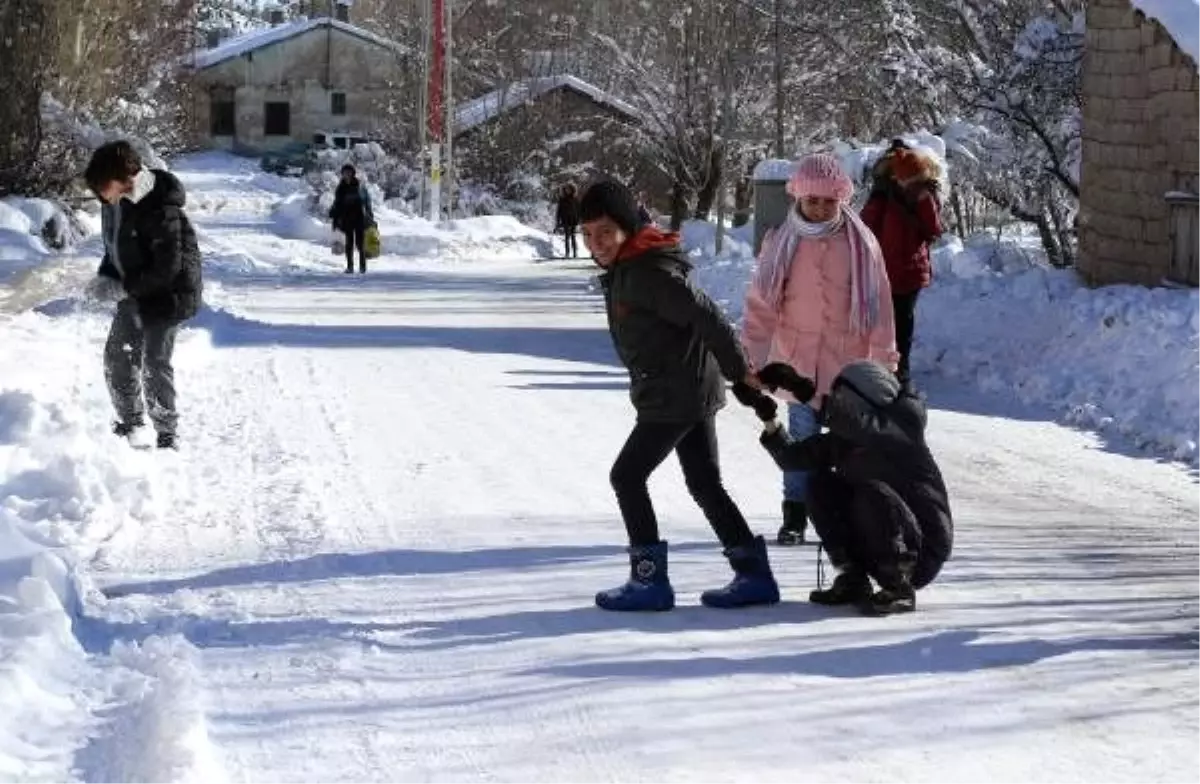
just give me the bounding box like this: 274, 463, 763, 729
757, 363, 817, 403
732, 382, 778, 423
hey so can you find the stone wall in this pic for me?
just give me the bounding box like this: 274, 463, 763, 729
1079, 0, 1199, 286
191, 25, 416, 152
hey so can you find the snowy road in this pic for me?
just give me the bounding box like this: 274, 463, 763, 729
69, 160, 1200, 782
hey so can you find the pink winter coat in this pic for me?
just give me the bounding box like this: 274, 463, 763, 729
741, 228, 899, 405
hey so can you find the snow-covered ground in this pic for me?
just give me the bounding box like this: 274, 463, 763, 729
0, 153, 1196, 782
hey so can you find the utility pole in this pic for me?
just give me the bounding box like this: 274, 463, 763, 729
443, 0, 454, 219
773, 0, 784, 157
417, 0, 430, 215
427, 0, 445, 221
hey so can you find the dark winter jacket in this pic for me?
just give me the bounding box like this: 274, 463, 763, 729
555, 194, 580, 229
760, 387, 953, 587
329, 179, 374, 229
861, 181, 943, 295
600, 227, 750, 423
97, 170, 203, 323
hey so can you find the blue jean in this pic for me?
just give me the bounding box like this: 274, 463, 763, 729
783, 402, 821, 502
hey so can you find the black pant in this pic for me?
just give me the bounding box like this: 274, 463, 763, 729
343, 224, 366, 271
807, 472, 920, 578
105, 298, 180, 435
610, 417, 754, 549
563, 226, 578, 258
892, 290, 920, 383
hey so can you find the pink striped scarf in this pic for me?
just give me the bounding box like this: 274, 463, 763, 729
753, 205, 882, 335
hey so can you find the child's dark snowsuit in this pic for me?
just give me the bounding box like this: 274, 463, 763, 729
760, 360, 953, 614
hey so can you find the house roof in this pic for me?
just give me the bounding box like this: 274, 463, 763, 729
454, 75, 643, 135
1130, 0, 1198, 63
191, 17, 405, 70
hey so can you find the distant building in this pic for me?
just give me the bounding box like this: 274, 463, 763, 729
185, 7, 413, 153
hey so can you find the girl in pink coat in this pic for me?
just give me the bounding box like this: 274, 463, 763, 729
741, 153, 898, 546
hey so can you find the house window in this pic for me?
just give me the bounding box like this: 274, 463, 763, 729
264, 102, 290, 136
210, 100, 236, 136
335, 3, 349, 22
331, 92, 347, 116
269, 9, 284, 24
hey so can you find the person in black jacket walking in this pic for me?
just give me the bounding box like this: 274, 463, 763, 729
329, 164, 375, 273
84, 141, 203, 451
554, 183, 580, 258
757, 359, 954, 615
580, 179, 779, 612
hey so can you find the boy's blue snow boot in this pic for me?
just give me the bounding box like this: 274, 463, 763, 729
595, 541, 675, 611
701, 535, 781, 608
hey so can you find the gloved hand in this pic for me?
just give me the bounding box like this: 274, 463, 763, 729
85, 275, 125, 303
757, 363, 817, 403
732, 381, 778, 423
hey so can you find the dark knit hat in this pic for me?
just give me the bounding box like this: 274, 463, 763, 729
835, 360, 902, 407
579, 179, 644, 234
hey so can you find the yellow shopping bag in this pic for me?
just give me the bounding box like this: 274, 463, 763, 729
364, 225, 381, 259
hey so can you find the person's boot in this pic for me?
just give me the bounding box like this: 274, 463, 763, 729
861, 557, 916, 616
113, 419, 152, 449
809, 567, 873, 606
595, 541, 675, 612
344, 263, 354, 274
156, 431, 179, 451
359, 255, 367, 274
701, 535, 781, 608
776, 500, 808, 546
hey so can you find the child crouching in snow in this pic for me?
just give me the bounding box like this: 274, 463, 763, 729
740, 360, 953, 615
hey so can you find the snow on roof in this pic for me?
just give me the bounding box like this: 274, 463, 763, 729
191, 17, 405, 70
454, 75, 643, 134
1130, 0, 1199, 63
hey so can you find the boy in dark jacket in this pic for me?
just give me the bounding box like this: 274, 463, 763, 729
580, 179, 778, 612
756, 359, 953, 615
554, 183, 580, 258
329, 164, 375, 274
84, 140, 203, 451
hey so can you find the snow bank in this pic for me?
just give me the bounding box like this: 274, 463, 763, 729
0, 198, 90, 286
0, 306, 221, 780
1131, 0, 1199, 62
271, 194, 556, 262
683, 222, 1199, 464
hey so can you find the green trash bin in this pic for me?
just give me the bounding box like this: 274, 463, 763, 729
752, 158, 795, 256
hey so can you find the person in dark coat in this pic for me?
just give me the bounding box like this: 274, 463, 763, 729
84, 140, 203, 451
554, 183, 580, 258
580, 178, 779, 612
756, 359, 953, 615
861, 146, 944, 388
328, 164, 375, 274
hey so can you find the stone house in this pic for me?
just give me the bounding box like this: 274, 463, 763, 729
1078, 0, 1199, 286
452, 75, 671, 206
185, 8, 414, 154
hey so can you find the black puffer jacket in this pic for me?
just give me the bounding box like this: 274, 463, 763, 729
97, 170, 203, 322
600, 228, 749, 422
761, 388, 953, 588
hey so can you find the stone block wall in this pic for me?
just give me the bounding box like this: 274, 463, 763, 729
1079, 0, 1199, 286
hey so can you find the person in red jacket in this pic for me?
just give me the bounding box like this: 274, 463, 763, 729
861, 147, 944, 388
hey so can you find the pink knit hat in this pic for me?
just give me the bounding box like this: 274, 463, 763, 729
786, 153, 854, 203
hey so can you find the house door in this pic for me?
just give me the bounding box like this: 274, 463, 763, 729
1167, 193, 1199, 286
